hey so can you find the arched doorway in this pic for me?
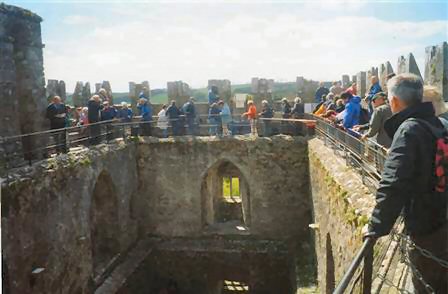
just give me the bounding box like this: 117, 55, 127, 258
90, 171, 120, 275
201, 160, 251, 231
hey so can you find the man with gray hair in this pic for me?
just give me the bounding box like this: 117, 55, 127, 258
365, 73, 447, 293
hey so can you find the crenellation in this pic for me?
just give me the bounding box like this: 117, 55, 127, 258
46, 79, 67, 101
342, 75, 350, 88
356, 71, 367, 97
167, 80, 191, 105
425, 42, 448, 101
379, 61, 394, 91
397, 52, 422, 78
0, 3, 47, 159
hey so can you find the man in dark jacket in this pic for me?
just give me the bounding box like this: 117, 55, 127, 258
259, 100, 274, 137
366, 74, 447, 293
46, 96, 67, 153
87, 95, 103, 145
165, 100, 182, 136
314, 82, 329, 103
182, 98, 197, 135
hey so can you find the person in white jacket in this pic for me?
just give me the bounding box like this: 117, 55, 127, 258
157, 105, 169, 137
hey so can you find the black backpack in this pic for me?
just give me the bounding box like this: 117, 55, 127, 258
359, 108, 370, 125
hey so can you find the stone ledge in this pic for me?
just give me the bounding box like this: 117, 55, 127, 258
308, 137, 375, 227
0, 3, 43, 22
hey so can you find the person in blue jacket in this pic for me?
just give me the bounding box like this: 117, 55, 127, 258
182, 97, 197, 135
208, 102, 222, 136
366, 76, 382, 115
208, 86, 219, 105
137, 98, 152, 136
100, 101, 117, 121
314, 82, 330, 103
117, 102, 133, 122
341, 92, 361, 129
139, 87, 149, 101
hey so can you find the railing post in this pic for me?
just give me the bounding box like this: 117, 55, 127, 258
362, 240, 374, 294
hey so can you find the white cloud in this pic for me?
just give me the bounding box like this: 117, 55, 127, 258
44, 4, 448, 93
63, 15, 96, 25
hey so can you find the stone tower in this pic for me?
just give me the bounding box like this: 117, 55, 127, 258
0, 3, 47, 159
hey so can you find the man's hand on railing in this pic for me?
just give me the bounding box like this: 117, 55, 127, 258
362, 226, 378, 242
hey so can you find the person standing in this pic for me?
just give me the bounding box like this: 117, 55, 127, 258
242, 100, 257, 136
365, 76, 382, 115
87, 94, 103, 145
165, 100, 182, 136
291, 97, 305, 118
365, 74, 447, 293
340, 92, 361, 129
329, 81, 344, 95
259, 100, 274, 137
219, 100, 232, 136
208, 86, 219, 105
281, 98, 292, 134
346, 83, 357, 96
182, 97, 197, 135
137, 98, 152, 136
117, 102, 133, 123
208, 102, 221, 136
315, 82, 330, 103
46, 96, 68, 153
157, 105, 169, 137
359, 92, 392, 148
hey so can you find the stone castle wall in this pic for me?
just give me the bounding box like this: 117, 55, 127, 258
1, 135, 313, 293
0, 3, 47, 140
308, 138, 375, 293
1, 142, 139, 293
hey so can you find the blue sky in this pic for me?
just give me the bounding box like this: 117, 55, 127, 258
6, 0, 448, 92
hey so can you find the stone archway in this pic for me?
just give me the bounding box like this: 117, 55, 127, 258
90, 171, 120, 275
201, 160, 251, 230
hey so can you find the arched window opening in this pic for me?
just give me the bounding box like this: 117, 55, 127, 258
202, 160, 251, 232
90, 171, 120, 276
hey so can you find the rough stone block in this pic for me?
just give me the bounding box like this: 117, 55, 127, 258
379, 61, 394, 91
397, 53, 422, 79
342, 75, 350, 89
356, 72, 367, 98
425, 42, 448, 101
167, 81, 190, 106
208, 79, 232, 105
296, 76, 305, 93
251, 77, 259, 93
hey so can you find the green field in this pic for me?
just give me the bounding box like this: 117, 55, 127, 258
223, 177, 240, 198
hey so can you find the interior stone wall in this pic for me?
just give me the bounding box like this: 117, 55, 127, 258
1, 143, 139, 294
307, 138, 375, 293
134, 135, 312, 240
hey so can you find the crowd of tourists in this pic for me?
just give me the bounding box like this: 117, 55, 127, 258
312, 76, 396, 149
313, 73, 448, 293
42, 73, 448, 292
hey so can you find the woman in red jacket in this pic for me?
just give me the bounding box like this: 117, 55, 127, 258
242, 100, 258, 136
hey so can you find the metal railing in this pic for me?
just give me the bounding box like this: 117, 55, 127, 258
333, 238, 374, 294
305, 113, 381, 293
306, 113, 388, 190
309, 113, 448, 294
0, 114, 314, 176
